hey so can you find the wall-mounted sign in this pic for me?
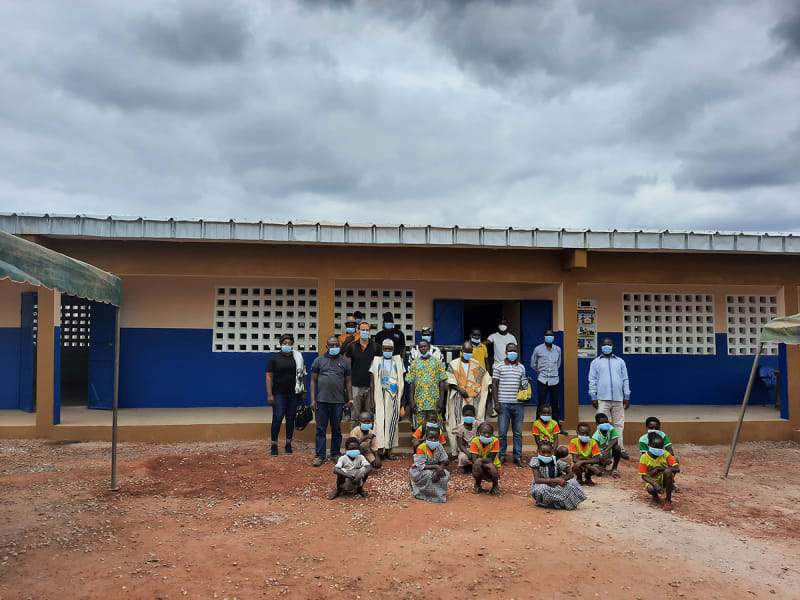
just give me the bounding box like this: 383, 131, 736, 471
577, 299, 597, 358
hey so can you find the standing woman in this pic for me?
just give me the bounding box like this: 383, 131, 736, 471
370, 339, 406, 460
406, 339, 448, 429
265, 333, 307, 456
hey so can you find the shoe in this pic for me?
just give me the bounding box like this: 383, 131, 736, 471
284, 442, 293, 455
513, 457, 523, 468
330, 455, 341, 462
312, 457, 325, 467
356, 488, 369, 498
490, 488, 500, 495
620, 450, 630, 460
270, 444, 279, 457
327, 489, 341, 500
500, 456, 507, 464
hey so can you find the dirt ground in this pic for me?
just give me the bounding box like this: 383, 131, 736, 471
1, 439, 799, 600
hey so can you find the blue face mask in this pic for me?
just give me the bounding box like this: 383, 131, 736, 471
601, 345, 613, 355
382, 351, 393, 359
463, 416, 475, 424
384, 322, 394, 330
355, 319, 362, 325
280, 345, 292, 353
359, 330, 370, 340
345, 449, 360, 458
540, 415, 552, 422
648, 428, 663, 436
462, 352, 473, 361
507, 351, 518, 362
328, 347, 340, 356
471, 337, 481, 344
346, 327, 355, 334
479, 435, 493, 445
426, 422, 438, 429
544, 335, 555, 344
598, 423, 612, 431
537, 455, 553, 463
421, 335, 432, 342
578, 435, 591, 443
649, 446, 665, 456
360, 423, 373, 431
426, 441, 441, 450
421, 351, 431, 358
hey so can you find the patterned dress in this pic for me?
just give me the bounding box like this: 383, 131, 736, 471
409, 443, 450, 503
529, 457, 587, 510
407, 356, 448, 428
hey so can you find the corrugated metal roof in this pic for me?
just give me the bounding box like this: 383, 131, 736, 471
1, 212, 799, 254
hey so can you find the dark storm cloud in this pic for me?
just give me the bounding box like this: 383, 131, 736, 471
771, 4, 800, 59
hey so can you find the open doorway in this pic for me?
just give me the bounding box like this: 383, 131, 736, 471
59, 296, 92, 406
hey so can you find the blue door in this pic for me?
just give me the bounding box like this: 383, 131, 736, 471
520, 300, 554, 406
18, 292, 36, 412
433, 300, 464, 345
88, 302, 116, 410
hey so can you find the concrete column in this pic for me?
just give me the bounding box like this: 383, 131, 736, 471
317, 277, 336, 354
784, 284, 800, 429
561, 274, 579, 429
35, 288, 60, 434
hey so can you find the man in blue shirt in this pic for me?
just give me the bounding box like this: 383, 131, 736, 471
530, 328, 562, 423
588, 337, 631, 459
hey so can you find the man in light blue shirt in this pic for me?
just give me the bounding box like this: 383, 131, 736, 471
530, 328, 562, 422
588, 337, 631, 459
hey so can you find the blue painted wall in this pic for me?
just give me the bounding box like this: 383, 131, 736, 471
0, 328, 21, 409
577, 332, 785, 413
118, 328, 316, 408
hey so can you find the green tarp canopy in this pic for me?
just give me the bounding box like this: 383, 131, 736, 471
760, 313, 800, 345
0, 230, 121, 306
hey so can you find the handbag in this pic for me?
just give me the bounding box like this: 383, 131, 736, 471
517, 373, 532, 402
294, 405, 313, 430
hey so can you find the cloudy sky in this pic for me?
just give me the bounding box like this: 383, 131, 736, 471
1, 0, 799, 232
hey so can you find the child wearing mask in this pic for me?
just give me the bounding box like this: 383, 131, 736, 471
411, 410, 446, 451
569, 423, 602, 485
638, 417, 676, 457
469, 422, 501, 494
329, 437, 372, 500
531, 404, 561, 449
409, 427, 450, 503
639, 433, 679, 509
529, 441, 586, 510
450, 404, 482, 472
593, 412, 621, 477
349, 411, 381, 469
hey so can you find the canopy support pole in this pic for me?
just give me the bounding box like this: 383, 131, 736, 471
110, 306, 120, 491
723, 341, 763, 479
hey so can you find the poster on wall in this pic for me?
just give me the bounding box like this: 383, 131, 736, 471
577, 300, 597, 358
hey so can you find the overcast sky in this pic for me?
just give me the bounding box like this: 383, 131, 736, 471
1, 0, 799, 232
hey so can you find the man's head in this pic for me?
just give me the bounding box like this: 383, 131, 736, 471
382, 311, 394, 330
478, 422, 494, 438
358, 321, 371, 338
544, 329, 555, 345
418, 339, 431, 356
506, 342, 519, 362
353, 310, 364, 324
498, 318, 508, 333
344, 315, 356, 333
359, 412, 374, 430
601, 337, 614, 355
280, 333, 294, 352
420, 326, 433, 343
470, 328, 482, 343
461, 340, 473, 360
537, 441, 554, 458
345, 437, 360, 452
645, 417, 662, 431
326, 336, 340, 355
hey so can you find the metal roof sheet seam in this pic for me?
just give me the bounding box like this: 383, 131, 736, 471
0, 213, 798, 254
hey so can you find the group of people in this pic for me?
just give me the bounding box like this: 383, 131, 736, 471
265, 314, 679, 509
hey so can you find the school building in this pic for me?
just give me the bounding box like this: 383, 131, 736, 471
1, 213, 798, 446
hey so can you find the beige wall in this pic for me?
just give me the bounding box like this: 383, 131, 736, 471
577, 282, 784, 333
0, 280, 38, 327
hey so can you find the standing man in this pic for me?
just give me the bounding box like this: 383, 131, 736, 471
531, 328, 562, 423
310, 336, 353, 467
406, 339, 448, 429
445, 340, 490, 454
345, 321, 376, 429
338, 314, 359, 355
485, 318, 517, 367
589, 337, 631, 460
410, 326, 443, 361
492, 342, 527, 467
265, 333, 307, 456
375, 311, 406, 357
370, 338, 406, 460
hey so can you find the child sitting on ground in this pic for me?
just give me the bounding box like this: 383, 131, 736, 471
329, 437, 372, 500
531, 405, 561, 449
592, 412, 621, 477
639, 433, 679, 509
469, 422, 501, 495
569, 423, 602, 486
409, 427, 450, 503
350, 411, 381, 469
412, 410, 447, 451
529, 441, 586, 510
638, 416, 676, 457
450, 404, 482, 472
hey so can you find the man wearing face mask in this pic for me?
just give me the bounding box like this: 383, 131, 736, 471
531, 328, 563, 423
410, 326, 443, 362
337, 314, 359, 355
374, 311, 406, 357
310, 336, 353, 467
369, 338, 406, 460
345, 321, 377, 429
445, 340, 490, 455
265, 333, 307, 456
492, 342, 527, 467
485, 318, 518, 367
589, 337, 631, 460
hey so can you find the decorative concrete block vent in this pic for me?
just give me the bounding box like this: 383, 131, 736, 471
335, 288, 416, 345
213, 287, 318, 353
726, 295, 779, 356
623, 293, 716, 355
60, 302, 91, 347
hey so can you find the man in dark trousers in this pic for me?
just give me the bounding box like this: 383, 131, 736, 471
311, 336, 353, 466
374, 310, 406, 357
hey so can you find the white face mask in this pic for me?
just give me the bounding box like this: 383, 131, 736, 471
498, 324, 508, 332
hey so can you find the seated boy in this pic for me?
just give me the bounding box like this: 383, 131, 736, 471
592, 412, 621, 477
638, 417, 675, 456
329, 437, 372, 500
531, 404, 561, 449
569, 423, 602, 486
639, 433, 679, 509
412, 410, 447, 451
350, 411, 381, 469
555, 445, 570, 465
469, 422, 501, 495
450, 404, 482, 472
